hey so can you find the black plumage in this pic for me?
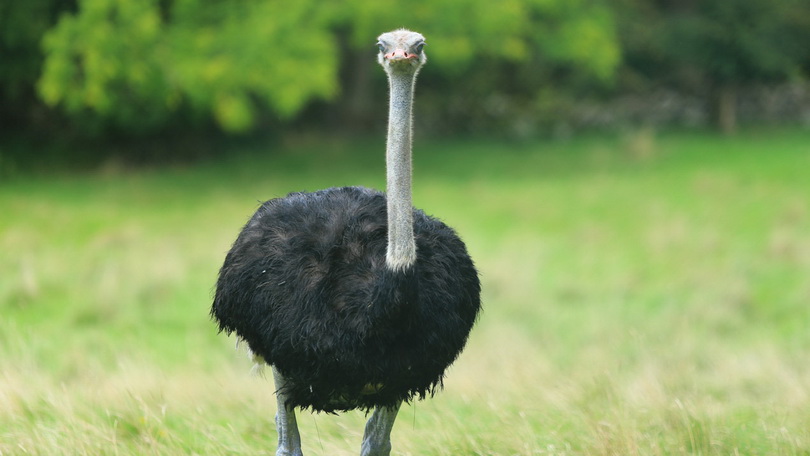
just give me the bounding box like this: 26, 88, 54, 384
212, 186, 481, 412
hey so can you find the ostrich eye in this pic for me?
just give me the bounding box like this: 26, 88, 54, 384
377, 41, 386, 53
414, 41, 425, 54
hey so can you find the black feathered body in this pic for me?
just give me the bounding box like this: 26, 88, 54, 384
212, 186, 481, 412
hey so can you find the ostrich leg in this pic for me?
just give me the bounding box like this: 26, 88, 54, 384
272, 367, 304, 456
360, 403, 401, 456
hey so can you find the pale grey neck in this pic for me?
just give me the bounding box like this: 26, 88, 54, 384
385, 71, 417, 271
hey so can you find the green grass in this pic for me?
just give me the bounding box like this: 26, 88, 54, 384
2, 128, 810, 455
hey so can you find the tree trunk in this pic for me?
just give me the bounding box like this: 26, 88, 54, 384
331, 28, 377, 132
714, 84, 737, 135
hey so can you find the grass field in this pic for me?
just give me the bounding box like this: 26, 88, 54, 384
1, 128, 809, 455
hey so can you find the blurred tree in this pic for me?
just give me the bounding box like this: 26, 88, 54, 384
7, 0, 810, 140
331, 0, 620, 135
38, 0, 337, 134
35, 0, 619, 136
618, 0, 810, 134
0, 1, 76, 131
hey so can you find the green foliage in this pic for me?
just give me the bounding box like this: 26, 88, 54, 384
14, 0, 810, 137
168, 0, 338, 129
616, 0, 810, 133
0, 1, 57, 101
342, 0, 619, 79
35, 0, 618, 135
38, 0, 338, 133
0, 0, 75, 127
619, 0, 810, 87
664, 0, 810, 85
39, 0, 169, 132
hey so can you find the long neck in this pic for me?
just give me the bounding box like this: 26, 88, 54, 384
385, 71, 417, 271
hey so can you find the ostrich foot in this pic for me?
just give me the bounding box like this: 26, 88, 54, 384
274, 412, 304, 456
272, 367, 304, 456
361, 403, 400, 456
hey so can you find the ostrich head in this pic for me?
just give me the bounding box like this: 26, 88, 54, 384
377, 29, 427, 75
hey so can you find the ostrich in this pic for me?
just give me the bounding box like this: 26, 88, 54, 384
212, 29, 481, 456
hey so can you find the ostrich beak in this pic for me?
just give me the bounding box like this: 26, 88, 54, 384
384, 49, 419, 61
